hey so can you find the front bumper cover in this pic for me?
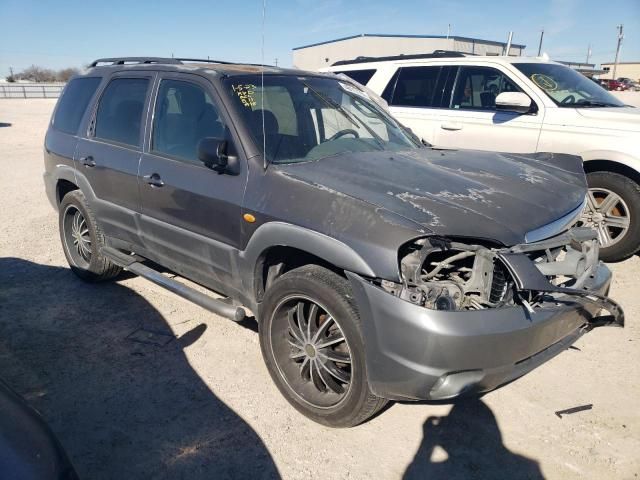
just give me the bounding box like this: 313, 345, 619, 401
347, 261, 621, 401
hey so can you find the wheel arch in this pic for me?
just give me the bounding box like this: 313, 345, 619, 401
582, 157, 640, 186
241, 222, 377, 304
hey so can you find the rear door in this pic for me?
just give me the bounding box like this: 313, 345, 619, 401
384, 65, 457, 145
75, 72, 153, 247
433, 65, 543, 153
138, 73, 247, 293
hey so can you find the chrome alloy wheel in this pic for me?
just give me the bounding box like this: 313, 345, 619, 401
63, 206, 92, 266
270, 296, 353, 409
581, 188, 631, 247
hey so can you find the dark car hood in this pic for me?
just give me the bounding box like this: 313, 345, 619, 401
276, 148, 587, 246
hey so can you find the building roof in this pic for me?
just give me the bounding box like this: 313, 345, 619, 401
601, 61, 640, 65
293, 33, 526, 51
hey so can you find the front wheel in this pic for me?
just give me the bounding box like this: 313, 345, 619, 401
580, 172, 640, 262
259, 265, 387, 427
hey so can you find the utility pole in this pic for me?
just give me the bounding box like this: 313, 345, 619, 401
274, 58, 278, 66
537, 29, 544, 56
446, 24, 451, 39
505, 31, 513, 56
612, 24, 624, 79
586, 44, 592, 64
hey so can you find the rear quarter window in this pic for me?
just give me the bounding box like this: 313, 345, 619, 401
52, 77, 102, 135
334, 69, 376, 86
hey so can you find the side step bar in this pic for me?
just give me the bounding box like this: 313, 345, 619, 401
101, 247, 246, 322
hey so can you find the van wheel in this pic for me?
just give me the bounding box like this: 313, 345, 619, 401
59, 190, 122, 282
259, 265, 387, 427
581, 172, 640, 262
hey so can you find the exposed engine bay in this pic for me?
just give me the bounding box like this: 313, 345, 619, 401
383, 227, 621, 320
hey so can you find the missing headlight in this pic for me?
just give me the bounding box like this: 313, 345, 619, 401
396, 238, 514, 311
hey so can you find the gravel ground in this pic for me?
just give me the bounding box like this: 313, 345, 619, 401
0, 98, 639, 480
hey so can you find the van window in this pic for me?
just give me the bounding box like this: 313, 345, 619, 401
334, 69, 376, 86
52, 77, 101, 135
152, 79, 226, 163
389, 66, 442, 108
451, 67, 522, 110
94, 78, 149, 147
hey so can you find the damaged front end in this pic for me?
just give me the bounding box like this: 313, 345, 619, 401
347, 227, 623, 401
384, 227, 623, 327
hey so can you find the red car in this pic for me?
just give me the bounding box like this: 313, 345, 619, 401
600, 79, 628, 91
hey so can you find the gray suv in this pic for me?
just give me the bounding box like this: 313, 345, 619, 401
44, 57, 623, 427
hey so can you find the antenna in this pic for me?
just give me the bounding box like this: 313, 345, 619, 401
261, 0, 267, 169
537, 29, 544, 56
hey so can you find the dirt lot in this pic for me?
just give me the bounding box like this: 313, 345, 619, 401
0, 99, 639, 479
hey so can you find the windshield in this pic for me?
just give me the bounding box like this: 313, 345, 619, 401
514, 63, 626, 108
224, 75, 420, 164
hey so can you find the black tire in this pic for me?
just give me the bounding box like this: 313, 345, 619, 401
585, 172, 640, 262
259, 265, 387, 427
59, 190, 122, 282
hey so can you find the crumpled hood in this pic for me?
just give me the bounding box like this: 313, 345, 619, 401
576, 107, 640, 132
277, 148, 587, 246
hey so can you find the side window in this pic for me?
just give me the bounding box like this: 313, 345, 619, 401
52, 77, 102, 135
390, 66, 442, 107
94, 78, 149, 147
335, 69, 376, 85
152, 79, 226, 163
451, 67, 522, 110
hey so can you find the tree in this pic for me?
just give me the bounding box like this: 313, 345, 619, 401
56, 68, 80, 82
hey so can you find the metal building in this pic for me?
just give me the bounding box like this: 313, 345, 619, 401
292, 33, 526, 71
600, 61, 640, 81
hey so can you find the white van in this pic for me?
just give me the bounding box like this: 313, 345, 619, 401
325, 53, 640, 262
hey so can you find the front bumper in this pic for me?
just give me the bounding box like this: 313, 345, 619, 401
347, 263, 619, 401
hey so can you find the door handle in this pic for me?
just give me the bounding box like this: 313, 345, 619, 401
80, 156, 96, 167
143, 173, 164, 188
440, 123, 463, 131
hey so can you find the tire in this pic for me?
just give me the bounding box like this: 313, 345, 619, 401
59, 190, 122, 282
583, 172, 640, 262
259, 265, 387, 427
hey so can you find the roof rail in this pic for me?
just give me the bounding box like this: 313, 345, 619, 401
331, 50, 468, 67
89, 57, 183, 67
89, 57, 274, 68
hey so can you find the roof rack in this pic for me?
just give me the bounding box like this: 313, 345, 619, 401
89, 57, 272, 68
331, 50, 468, 67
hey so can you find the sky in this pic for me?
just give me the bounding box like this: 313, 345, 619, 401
0, 0, 639, 77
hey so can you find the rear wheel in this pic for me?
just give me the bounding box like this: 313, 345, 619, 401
59, 190, 122, 282
259, 265, 387, 427
581, 172, 640, 262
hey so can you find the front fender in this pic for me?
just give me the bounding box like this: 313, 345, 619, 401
239, 221, 377, 279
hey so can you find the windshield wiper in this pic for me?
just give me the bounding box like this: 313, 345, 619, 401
301, 81, 386, 148
575, 100, 622, 108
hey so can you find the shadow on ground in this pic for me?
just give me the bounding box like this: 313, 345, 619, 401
403, 399, 543, 480
0, 258, 280, 479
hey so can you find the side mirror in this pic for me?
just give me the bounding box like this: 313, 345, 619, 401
198, 137, 239, 175
495, 92, 533, 114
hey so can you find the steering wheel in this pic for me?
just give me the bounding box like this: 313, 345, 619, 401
327, 129, 359, 141
561, 94, 576, 104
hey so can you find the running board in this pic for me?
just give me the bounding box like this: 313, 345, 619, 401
101, 247, 246, 322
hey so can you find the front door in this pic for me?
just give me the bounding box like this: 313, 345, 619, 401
138, 73, 247, 294
434, 65, 544, 153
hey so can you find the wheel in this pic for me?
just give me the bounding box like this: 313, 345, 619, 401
580, 172, 640, 262
59, 190, 122, 281
259, 265, 387, 427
